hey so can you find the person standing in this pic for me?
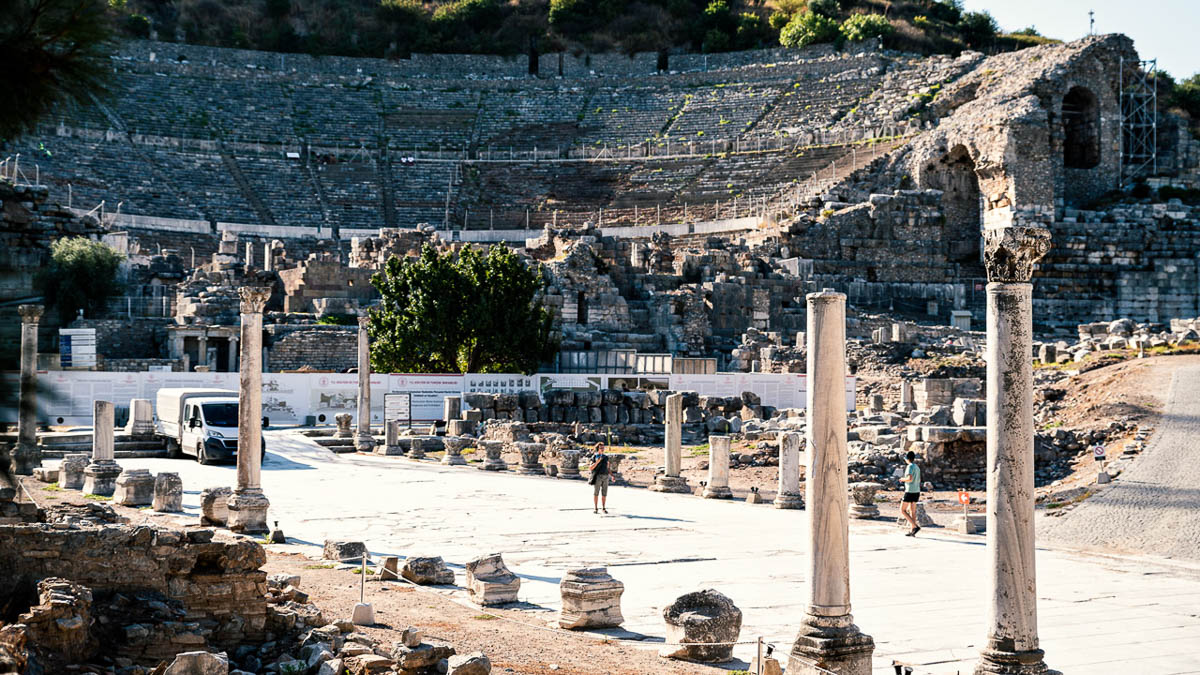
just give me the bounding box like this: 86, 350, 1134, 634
900, 450, 922, 536
589, 442, 610, 514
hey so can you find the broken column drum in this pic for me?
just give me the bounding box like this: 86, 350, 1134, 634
478, 441, 506, 471
789, 289, 874, 674
443, 396, 462, 423
153, 472, 184, 512
515, 442, 545, 475
558, 567, 624, 629
976, 226, 1058, 675
408, 436, 426, 460
774, 432, 804, 509
334, 413, 353, 439
660, 589, 742, 663
848, 482, 882, 519
558, 449, 583, 479
82, 401, 121, 497
354, 315, 375, 452
465, 553, 520, 606
126, 399, 155, 436
441, 436, 469, 466
227, 287, 271, 534
59, 453, 89, 490
378, 420, 404, 455
703, 435, 733, 498
12, 304, 44, 475
113, 469, 155, 506
651, 393, 690, 493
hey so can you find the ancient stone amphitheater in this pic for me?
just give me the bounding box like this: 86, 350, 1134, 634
3, 33, 1199, 359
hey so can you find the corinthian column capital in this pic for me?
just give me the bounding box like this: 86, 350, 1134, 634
984, 226, 1051, 284
239, 286, 271, 314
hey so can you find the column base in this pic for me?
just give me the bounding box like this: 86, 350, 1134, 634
82, 461, 122, 497
11, 441, 41, 476
480, 460, 507, 471
976, 645, 1059, 675
774, 492, 805, 509
558, 468, 582, 480
650, 475, 691, 493
702, 485, 732, 499
849, 504, 879, 519
441, 453, 468, 466
788, 613, 874, 675
516, 464, 544, 476
227, 488, 271, 534
375, 444, 405, 456
354, 432, 376, 452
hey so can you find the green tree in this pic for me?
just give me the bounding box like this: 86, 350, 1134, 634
368, 244, 556, 375
957, 10, 997, 48
0, 0, 114, 141
779, 10, 838, 48
35, 237, 125, 323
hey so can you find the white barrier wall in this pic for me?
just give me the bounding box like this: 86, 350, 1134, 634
0, 370, 854, 426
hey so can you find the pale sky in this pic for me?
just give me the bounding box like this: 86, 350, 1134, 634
962, 0, 1199, 79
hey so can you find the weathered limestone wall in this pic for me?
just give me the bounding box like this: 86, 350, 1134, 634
265, 324, 357, 372
0, 524, 268, 653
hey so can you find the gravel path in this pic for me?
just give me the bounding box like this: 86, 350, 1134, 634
1039, 364, 1200, 561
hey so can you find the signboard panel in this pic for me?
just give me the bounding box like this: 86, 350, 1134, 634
384, 393, 412, 426
387, 374, 463, 421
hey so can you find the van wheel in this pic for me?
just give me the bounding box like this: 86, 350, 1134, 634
197, 443, 212, 466
167, 439, 182, 459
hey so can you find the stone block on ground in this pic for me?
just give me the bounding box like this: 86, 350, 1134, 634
447, 652, 491, 675
32, 467, 58, 483
164, 650, 230, 675
324, 540, 368, 562
153, 472, 184, 512
896, 502, 936, 528
200, 487, 232, 525
558, 567, 624, 629
465, 553, 520, 606
113, 469, 155, 506
401, 556, 455, 585
954, 513, 986, 534
391, 641, 456, 672
59, 453, 89, 490
659, 589, 742, 663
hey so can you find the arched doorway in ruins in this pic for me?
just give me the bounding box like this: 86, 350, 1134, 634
1062, 86, 1101, 170
925, 144, 983, 267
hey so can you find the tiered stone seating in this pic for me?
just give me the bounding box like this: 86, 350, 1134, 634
292, 86, 380, 148
665, 84, 781, 139
317, 161, 382, 229
750, 77, 881, 138
149, 148, 255, 223
476, 89, 590, 149
239, 156, 324, 226
381, 89, 477, 150
392, 161, 458, 227
576, 88, 680, 144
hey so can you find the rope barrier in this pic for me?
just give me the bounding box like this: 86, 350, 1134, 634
357, 557, 840, 674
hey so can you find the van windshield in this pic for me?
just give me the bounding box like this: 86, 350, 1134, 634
201, 403, 239, 427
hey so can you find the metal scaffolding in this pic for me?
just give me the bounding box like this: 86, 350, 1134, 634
1119, 56, 1158, 185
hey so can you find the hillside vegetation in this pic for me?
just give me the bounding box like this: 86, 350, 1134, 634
109, 0, 1058, 59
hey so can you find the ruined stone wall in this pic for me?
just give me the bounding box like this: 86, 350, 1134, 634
265, 324, 357, 372
0, 524, 267, 658
68, 318, 172, 361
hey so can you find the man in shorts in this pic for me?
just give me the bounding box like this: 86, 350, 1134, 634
900, 450, 922, 537
589, 443, 610, 514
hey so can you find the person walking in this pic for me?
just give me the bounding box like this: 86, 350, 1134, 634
900, 450, 922, 536
589, 442, 610, 514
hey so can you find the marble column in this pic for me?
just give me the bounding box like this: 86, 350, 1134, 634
12, 304, 44, 475
651, 393, 689, 493
899, 380, 914, 412
702, 435, 732, 498
443, 396, 462, 423
197, 334, 208, 368
976, 226, 1057, 675
774, 432, 804, 509
82, 400, 121, 496
354, 314, 375, 452
789, 290, 873, 674
227, 337, 239, 373
227, 287, 271, 534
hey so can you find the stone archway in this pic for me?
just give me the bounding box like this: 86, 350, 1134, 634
925, 145, 982, 264
1063, 86, 1100, 169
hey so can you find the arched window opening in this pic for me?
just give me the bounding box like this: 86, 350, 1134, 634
1063, 86, 1100, 169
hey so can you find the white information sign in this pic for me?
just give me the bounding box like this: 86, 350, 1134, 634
385, 393, 412, 426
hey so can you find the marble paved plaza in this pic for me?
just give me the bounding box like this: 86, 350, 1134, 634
97, 435, 1200, 673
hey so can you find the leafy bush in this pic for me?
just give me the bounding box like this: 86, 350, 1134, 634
35, 237, 125, 323
779, 11, 839, 48
840, 13, 893, 42
806, 0, 839, 18
957, 10, 998, 48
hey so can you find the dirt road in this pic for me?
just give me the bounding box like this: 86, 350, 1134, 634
1039, 362, 1200, 561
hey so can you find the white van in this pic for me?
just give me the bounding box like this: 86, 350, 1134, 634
155, 388, 250, 465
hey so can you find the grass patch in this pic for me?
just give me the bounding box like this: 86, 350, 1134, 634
1040, 421, 1063, 431
350, 567, 377, 575
1046, 491, 1093, 510
42, 483, 62, 492
472, 614, 499, 620
44, 495, 59, 500
84, 494, 112, 501
605, 446, 641, 454
303, 563, 336, 570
